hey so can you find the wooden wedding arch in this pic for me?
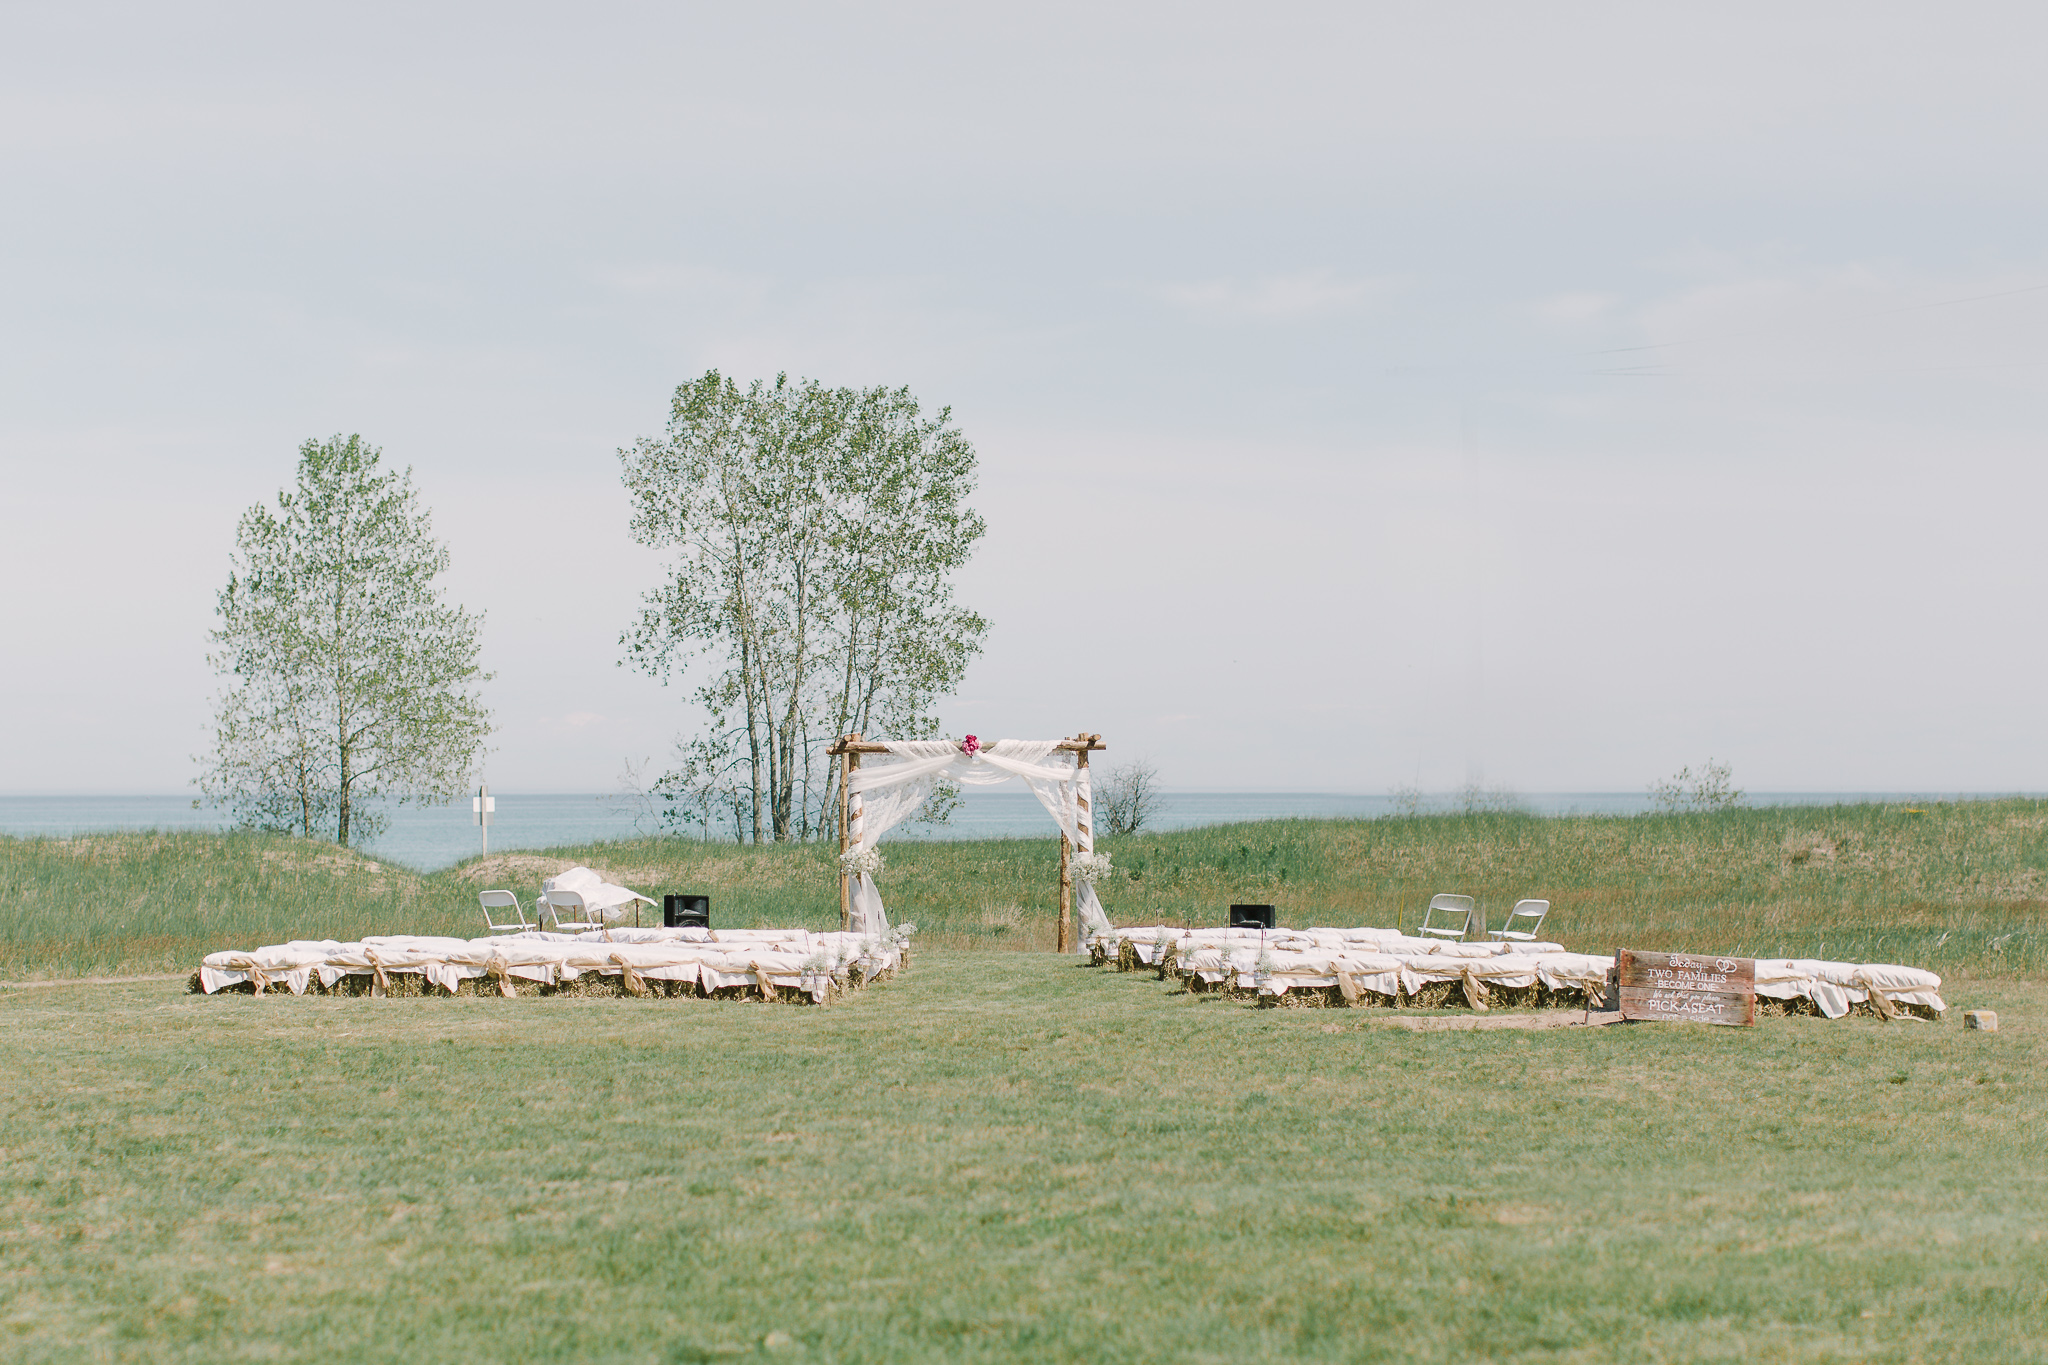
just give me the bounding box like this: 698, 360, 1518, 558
827, 732, 1107, 952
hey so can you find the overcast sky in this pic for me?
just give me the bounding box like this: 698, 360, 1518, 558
6, 1, 2047, 795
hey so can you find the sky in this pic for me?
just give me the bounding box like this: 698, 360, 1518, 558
5, 1, 2048, 795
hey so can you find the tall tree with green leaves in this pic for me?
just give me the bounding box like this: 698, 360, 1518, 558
199, 435, 493, 845
620, 372, 988, 843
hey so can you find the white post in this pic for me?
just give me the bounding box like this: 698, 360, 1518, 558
1068, 740, 1094, 954
847, 785, 865, 931
473, 783, 495, 856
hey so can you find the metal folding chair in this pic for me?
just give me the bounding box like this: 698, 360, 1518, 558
478, 890, 532, 935
1488, 899, 1550, 943
541, 889, 607, 934
1418, 893, 1475, 941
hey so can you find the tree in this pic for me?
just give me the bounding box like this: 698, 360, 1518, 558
199, 435, 492, 845
1096, 759, 1163, 836
620, 372, 988, 843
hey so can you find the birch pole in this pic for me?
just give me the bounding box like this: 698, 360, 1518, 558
837, 734, 861, 931
1058, 829, 1072, 954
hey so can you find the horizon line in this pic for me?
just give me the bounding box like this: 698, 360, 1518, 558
3, 789, 2045, 801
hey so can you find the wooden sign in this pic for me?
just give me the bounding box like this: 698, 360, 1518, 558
1616, 949, 1756, 1026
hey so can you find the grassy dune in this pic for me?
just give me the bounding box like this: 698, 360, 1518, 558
5, 799, 2047, 979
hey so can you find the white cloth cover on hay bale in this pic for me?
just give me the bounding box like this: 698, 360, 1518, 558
1102, 924, 1945, 1016
200, 930, 898, 1000
1753, 958, 1946, 1018
846, 739, 1113, 948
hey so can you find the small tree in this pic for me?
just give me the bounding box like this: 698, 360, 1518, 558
1456, 781, 1527, 815
1387, 783, 1428, 816
1649, 759, 1744, 814
1096, 759, 1162, 836
199, 435, 492, 845
603, 755, 667, 837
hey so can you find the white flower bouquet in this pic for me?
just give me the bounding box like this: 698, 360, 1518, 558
1071, 851, 1113, 886
839, 847, 885, 879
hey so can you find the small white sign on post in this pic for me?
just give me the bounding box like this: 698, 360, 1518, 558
472, 784, 495, 855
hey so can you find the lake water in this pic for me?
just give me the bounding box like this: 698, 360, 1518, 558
0, 790, 2028, 872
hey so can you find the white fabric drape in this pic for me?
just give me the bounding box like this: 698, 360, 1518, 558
541, 866, 656, 917
844, 739, 1112, 947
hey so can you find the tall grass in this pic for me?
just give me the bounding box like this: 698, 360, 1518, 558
0, 830, 429, 979
5, 798, 2045, 978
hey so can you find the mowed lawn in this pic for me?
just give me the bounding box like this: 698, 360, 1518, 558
3, 955, 2043, 1364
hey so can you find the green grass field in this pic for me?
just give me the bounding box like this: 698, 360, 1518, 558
3, 959, 2041, 1363
3, 803, 2044, 1361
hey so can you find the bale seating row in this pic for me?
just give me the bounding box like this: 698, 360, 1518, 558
195, 926, 910, 1003
1090, 926, 1946, 1018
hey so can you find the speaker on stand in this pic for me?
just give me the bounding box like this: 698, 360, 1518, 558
664, 894, 711, 929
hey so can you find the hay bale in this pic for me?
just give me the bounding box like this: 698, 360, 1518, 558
187, 945, 872, 1007
1404, 981, 1462, 1010
546, 973, 628, 999
1534, 985, 1596, 1011
1848, 997, 1941, 1022
455, 975, 546, 997
1265, 987, 1338, 1009
325, 972, 435, 998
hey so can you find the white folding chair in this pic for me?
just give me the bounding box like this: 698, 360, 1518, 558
541, 889, 607, 934
1418, 894, 1475, 941
1488, 899, 1550, 943
478, 890, 531, 935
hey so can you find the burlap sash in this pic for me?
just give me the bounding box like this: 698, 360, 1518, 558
234, 956, 271, 995
1851, 970, 1898, 1019
751, 960, 775, 1001
486, 954, 516, 998
1460, 967, 1490, 1011
365, 949, 390, 998
611, 952, 647, 996
1333, 966, 1361, 1004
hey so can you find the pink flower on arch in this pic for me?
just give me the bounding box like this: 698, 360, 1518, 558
960, 734, 981, 756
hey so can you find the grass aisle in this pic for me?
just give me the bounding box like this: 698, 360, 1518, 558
2, 956, 2043, 1363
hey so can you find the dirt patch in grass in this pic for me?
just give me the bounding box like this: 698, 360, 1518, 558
449, 853, 582, 886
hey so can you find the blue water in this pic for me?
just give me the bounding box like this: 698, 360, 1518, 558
0, 791, 2031, 873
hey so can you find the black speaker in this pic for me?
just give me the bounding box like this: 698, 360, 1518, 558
1229, 904, 1276, 929
664, 894, 710, 929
